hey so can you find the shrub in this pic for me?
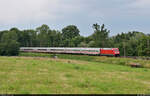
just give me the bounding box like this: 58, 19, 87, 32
0, 40, 20, 56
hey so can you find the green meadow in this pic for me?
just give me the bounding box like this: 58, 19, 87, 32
0, 53, 150, 94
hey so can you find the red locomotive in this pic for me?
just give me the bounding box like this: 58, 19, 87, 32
20, 47, 120, 57
100, 48, 120, 57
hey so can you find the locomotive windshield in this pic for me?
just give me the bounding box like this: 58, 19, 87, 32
114, 49, 119, 52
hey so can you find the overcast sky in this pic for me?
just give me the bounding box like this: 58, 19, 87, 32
0, 0, 150, 36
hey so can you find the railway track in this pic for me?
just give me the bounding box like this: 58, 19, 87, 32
119, 56, 150, 60
20, 50, 150, 60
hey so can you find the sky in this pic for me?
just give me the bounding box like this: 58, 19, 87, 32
0, 0, 150, 36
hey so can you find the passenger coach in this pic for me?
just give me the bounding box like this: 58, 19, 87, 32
20, 47, 120, 57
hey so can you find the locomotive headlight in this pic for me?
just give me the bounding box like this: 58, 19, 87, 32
115, 52, 119, 54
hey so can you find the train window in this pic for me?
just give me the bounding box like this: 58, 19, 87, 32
115, 49, 119, 52
24, 49, 33, 50
51, 49, 57, 51
72, 49, 79, 51
59, 49, 64, 51
87, 50, 97, 52
38, 49, 47, 51
57, 49, 65, 51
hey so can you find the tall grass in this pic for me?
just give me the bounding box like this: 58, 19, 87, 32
20, 52, 150, 69
0, 56, 150, 94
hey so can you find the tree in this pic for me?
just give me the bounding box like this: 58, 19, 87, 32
137, 35, 150, 56
72, 36, 84, 47
91, 23, 110, 47
111, 31, 145, 56
18, 29, 37, 47
62, 25, 80, 40
1, 30, 17, 42
48, 30, 62, 47
92, 23, 100, 31
88, 41, 95, 47
0, 40, 20, 56
78, 42, 89, 47
36, 24, 50, 47
0, 30, 9, 42
0, 31, 20, 56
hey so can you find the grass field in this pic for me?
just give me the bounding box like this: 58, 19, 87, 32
0, 53, 150, 94
20, 52, 150, 69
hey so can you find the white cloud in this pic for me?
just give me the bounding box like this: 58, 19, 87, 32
130, 0, 150, 8
0, 0, 82, 24
0, 0, 149, 36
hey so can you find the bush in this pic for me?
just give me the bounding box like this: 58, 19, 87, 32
0, 40, 20, 56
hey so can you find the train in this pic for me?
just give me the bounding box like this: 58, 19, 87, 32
20, 47, 120, 57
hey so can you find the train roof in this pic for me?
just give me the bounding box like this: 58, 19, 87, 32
20, 47, 100, 50
20, 47, 119, 50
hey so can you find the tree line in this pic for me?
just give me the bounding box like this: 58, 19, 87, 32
0, 23, 150, 56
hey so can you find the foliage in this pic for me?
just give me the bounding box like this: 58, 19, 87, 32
91, 23, 110, 47
0, 41, 20, 56
137, 35, 150, 56
0, 31, 20, 56
0, 23, 150, 56
111, 31, 147, 56
61, 25, 80, 47
62, 25, 80, 40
